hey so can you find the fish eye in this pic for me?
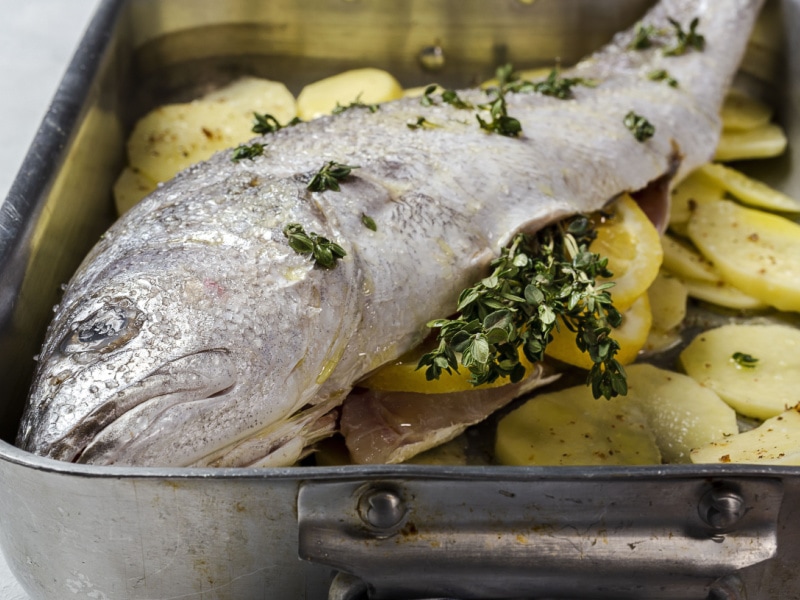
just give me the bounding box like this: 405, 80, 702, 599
59, 298, 145, 354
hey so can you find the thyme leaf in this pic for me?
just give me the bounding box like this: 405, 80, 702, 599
307, 161, 359, 192
647, 69, 679, 87
407, 116, 440, 130
527, 68, 597, 100
417, 214, 627, 399
628, 23, 659, 50
332, 94, 381, 115
231, 142, 265, 161
732, 352, 759, 368
623, 111, 655, 142
361, 213, 377, 231
282, 223, 346, 269
664, 17, 705, 56
252, 113, 302, 135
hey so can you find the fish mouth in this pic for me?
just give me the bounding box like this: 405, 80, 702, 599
44, 350, 237, 464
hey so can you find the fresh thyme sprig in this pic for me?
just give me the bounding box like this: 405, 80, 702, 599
421, 85, 475, 110
417, 214, 627, 400
624, 111, 656, 142
283, 223, 346, 268
252, 113, 302, 135
477, 93, 522, 137
332, 94, 381, 115
527, 68, 597, 100
231, 142, 265, 161
664, 17, 705, 56
307, 161, 360, 192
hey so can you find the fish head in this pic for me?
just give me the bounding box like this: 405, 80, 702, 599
16, 270, 251, 465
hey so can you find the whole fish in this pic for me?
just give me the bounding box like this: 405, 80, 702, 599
18, 0, 763, 467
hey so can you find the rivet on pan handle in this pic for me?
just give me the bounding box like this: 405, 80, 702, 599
298, 476, 782, 599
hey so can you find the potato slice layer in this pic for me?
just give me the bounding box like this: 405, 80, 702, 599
669, 169, 725, 227
699, 163, 800, 213
624, 364, 737, 463
495, 386, 661, 466
687, 199, 800, 311
691, 406, 800, 465
715, 124, 787, 162
647, 272, 687, 332
679, 323, 800, 419
127, 77, 296, 183
720, 89, 773, 132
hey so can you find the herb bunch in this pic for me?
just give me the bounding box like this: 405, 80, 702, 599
417, 215, 628, 400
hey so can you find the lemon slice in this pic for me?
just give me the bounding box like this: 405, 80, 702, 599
545, 292, 652, 369
593, 194, 663, 311
358, 341, 537, 394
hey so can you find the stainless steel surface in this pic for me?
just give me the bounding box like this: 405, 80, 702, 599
299, 476, 781, 599
0, 0, 798, 599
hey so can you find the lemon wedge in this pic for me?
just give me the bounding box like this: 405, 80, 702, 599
358, 341, 537, 394
593, 194, 663, 311
545, 292, 652, 369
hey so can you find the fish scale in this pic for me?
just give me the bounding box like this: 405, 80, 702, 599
18, 0, 764, 467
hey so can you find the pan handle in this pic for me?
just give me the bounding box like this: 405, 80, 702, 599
298, 475, 781, 599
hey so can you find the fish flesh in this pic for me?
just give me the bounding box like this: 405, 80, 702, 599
17, 0, 764, 467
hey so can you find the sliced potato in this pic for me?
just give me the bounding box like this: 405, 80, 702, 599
495, 385, 661, 466
625, 364, 738, 463
661, 234, 718, 283
669, 168, 725, 226
687, 199, 800, 311
643, 326, 682, 355
720, 89, 773, 132
113, 166, 157, 215
647, 271, 688, 332
715, 123, 788, 162
545, 293, 652, 369
698, 162, 800, 213
679, 323, 800, 419
296, 68, 403, 120
691, 406, 800, 465
680, 277, 770, 311
127, 77, 296, 183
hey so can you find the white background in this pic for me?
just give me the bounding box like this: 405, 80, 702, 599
0, 2, 102, 597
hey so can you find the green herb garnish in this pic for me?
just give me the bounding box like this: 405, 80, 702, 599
477, 94, 522, 137
332, 94, 380, 115
417, 214, 627, 400
732, 352, 759, 368
231, 142, 265, 161
252, 113, 302, 135
628, 23, 659, 50
407, 116, 440, 130
528, 68, 597, 100
664, 17, 705, 56
623, 111, 655, 142
647, 69, 679, 87
283, 223, 346, 269
361, 213, 377, 231
307, 161, 359, 192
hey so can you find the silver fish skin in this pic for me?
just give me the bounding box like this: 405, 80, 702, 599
18, 0, 763, 467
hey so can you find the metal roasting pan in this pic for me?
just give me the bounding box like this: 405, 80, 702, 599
1, 0, 799, 598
